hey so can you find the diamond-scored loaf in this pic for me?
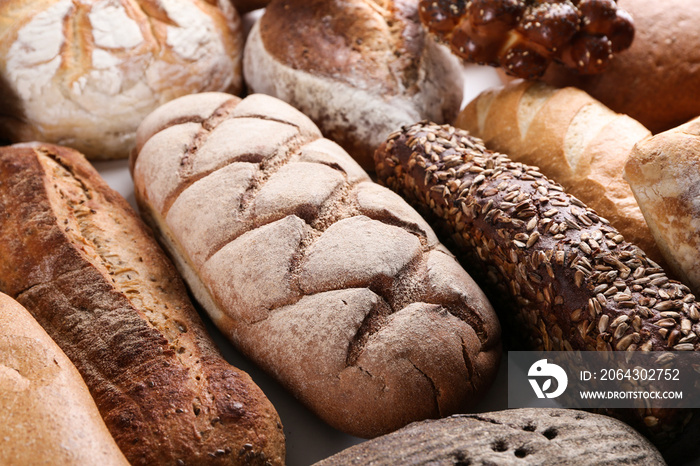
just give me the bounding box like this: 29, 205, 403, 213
131, 92, 501, 438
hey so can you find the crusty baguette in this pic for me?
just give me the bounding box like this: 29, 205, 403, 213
0, 292, 129, 466
375, 121, 700, 461
456, 80, 662, 266
131, 92, 501, 438
624, 117, 700, 296
314, 409, 666, 466
0, 143, 285, 465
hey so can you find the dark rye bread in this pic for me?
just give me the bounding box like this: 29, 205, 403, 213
0, 143, 284, 465
131, 92, 501, 438
314, 409, 666, 465
374, 121, 700, 462
243, 0, 463, 170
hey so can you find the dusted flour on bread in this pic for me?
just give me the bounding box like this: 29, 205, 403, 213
0, 0, 243, 160
132, 92, 501, 438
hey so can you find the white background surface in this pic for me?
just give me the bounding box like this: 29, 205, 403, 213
93, 64, 504, 466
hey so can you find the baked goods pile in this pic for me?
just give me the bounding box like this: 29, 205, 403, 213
1, 0, 700, 464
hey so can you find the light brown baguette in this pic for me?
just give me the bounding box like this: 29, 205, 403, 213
0, 143, 285, 465
131, 92, 501, 438
0, 292, 129, 466
456, 80, 663, 267
624, 117, 700, 297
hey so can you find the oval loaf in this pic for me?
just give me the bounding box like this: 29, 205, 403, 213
132, 92, 501, 438
313, 409, 666, 466
0, 143, 284, 465
0, 292, 129, 466
243, 0, 464, 170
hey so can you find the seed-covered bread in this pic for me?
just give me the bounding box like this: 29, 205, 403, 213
456, 80, 661, 266
375, 121, 700, 461
0, 293, 129, 466
0, 0, 243, 160
314, 409, 666, 466
0, 143, 285, 465
131, 92, 501, 438
243, 0, 464, 170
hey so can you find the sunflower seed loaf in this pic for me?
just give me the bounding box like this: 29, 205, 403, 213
0, 143, 285, 465
374, 121, 700, 461
131, 92, 501, 438
314, 409, 666, 466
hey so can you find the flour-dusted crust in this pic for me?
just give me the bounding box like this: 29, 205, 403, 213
625, 117, 700, 296
0, 293, 129, 466
0, 0, 243, 160
0, 143, 285, 465
243, 0, 464, 170
132, 92, 501, 438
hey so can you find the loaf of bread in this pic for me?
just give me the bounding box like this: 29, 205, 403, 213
132, 92, 501, 438
541, 0, 700, 134
243, 0, 464, 170
624, 117, 700, 296
375, 121, 700, 460
456, 80, 662, 266
0, 292, 129, 466
0, 143, 284, 465
314, 409, 666, 466
0, 0, 243, 160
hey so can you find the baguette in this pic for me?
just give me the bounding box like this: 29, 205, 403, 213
0, 143, 285, 465
314, 409, 665, 466
455, 80, 662, 266
624, 117, 700, 296
131, 92, 501, 438
375, 121, 700, 461
0, 292, 129, 466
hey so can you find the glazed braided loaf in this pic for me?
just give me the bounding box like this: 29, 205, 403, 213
132, 93, 501, 438
374, 121, 700, 460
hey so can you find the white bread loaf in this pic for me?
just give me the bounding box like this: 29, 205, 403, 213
131, 92, 501, 438
0, 293, 128, 465
0, 0, 243, 160
456, 80, 663, 266
243, 0, 464, 171
624, 117, 700, 296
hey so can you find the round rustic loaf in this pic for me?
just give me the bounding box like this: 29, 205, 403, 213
243, 0, 464, 171
0, 0, 243, 160
0, 293, 129, 466
313, 409, 666, 465
131, 92, 501, 438
540, 0, 700, 134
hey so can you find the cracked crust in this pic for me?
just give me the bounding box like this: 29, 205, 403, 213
132, 92, 501, 438
243, 0, 464, 170
314, 408, 666, 465
0, 0, 243, 160
0, 143, 285, 465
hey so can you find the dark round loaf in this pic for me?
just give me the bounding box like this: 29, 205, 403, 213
314, 409, 666, 466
